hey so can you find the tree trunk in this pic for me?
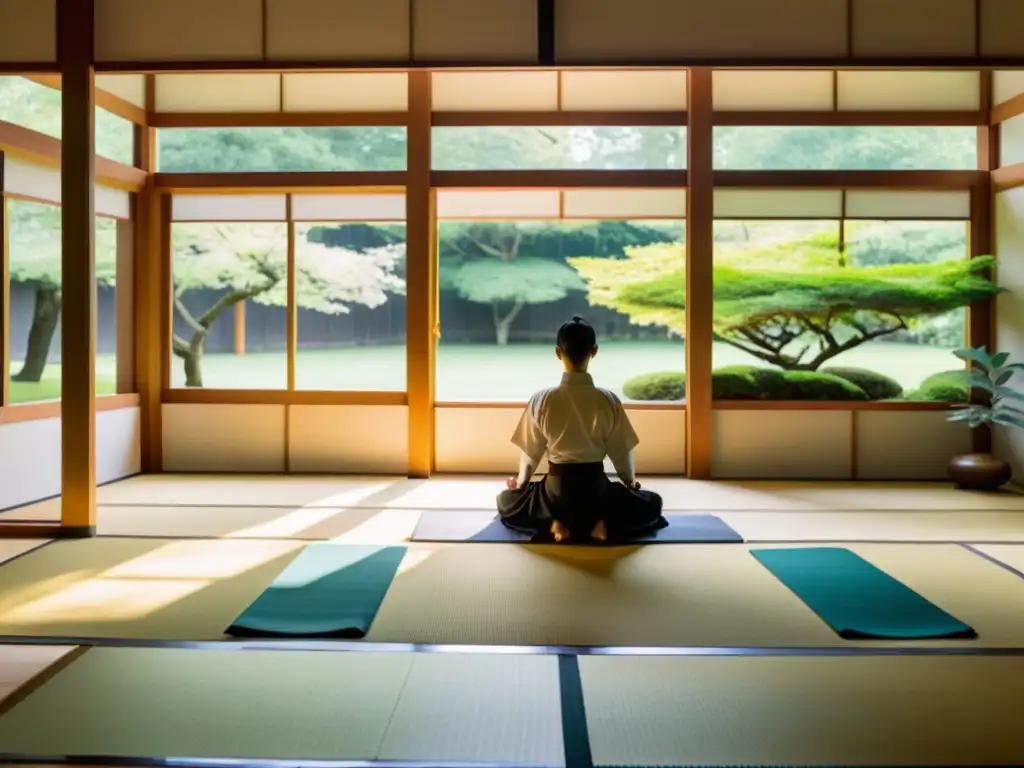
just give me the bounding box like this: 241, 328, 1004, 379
492, 300, 525, 346
182, 332, 207, 387
13, 287, 62, 383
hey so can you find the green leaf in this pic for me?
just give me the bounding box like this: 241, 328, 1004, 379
966, 370, 996, 392
954, 347, 992, 370
942, 409, 983, 428
995, 370, 1015, 386
995, 386, 1024, 403
993, 412, 1024, 430
992, 352, 1010, 368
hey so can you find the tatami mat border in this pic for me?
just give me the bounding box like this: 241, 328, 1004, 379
962, 543, 1024, 581
1, 636, 1024, 657
0, 757, 554, 768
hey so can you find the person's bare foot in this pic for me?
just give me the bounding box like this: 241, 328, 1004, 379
590, 519, 608, 543
551, 520, 571, 543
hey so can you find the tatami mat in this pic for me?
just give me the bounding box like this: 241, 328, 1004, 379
0, 542, 50, 566
0, 645, 77, 704
0, 648, 565, 766
0, 538, 303, 640
579, 654, 1024, 767
76, 474, 1024, 512
724, 510, 1024, 542
366, 543, 1024, 647
3, 538, 1024, 647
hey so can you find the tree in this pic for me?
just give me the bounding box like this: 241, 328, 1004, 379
570, 242, 1003, 371
439, 223, 585, 344
171, 224, 404, 386
7, 202, 117, 382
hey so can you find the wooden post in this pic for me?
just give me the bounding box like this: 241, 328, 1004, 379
135, 77, 162, 472
970, 70, 996, 454
406, 70, 436, 478
58, 0, 97, 535
685, 68, 714, 479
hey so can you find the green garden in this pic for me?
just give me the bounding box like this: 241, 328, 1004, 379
1, 75, 998, 405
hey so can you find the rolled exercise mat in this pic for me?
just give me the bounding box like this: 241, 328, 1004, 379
226, 543, 406, 638
751, 547, 976, 640
411, 510, 742, 544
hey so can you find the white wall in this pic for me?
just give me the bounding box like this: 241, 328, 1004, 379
0, 407, 141, 510
712, 409, 970, 480
995, 189, 1024, 481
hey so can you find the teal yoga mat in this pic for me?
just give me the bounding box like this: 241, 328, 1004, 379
752, 547, 976, 640
226, 544, 406, 639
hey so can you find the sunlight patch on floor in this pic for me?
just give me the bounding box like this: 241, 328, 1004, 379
1, 539, 303, 624
327, 509, 423, 544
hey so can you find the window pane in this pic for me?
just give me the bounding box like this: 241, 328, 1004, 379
96, 217, 118, 394
432, 127, 687, 170
170, 222, 288, 389
436, 219, 686, 402
157, 127, 407, 172
295, 222, 407, 391
711, 219, 980, 402
713, 127, 977, 170
95, 108, 135, 165
0, 77, 136, 164
8, 200, 62, 404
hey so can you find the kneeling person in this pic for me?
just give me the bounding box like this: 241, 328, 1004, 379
496, 315, 666, 543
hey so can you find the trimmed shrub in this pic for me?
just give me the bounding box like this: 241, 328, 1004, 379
711, 365, 792, 399
822, 367, 904, 401
623, 371, 686, 401
625, 365, 869, 401
783, 371, 869, 401
906, 369, 970, 402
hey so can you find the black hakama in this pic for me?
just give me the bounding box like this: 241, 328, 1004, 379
496, 461, 666, 542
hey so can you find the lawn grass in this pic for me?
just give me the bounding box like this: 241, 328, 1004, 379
7, 357, 118, 405
157, 340, 960, 401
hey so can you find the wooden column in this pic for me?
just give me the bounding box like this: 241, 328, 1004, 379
406, 70, 436, 478
135, 76, 162, 472
685, 68, 714, 479
234, 300, 247, 356
970, 71, 996, 454
58, 0, 97, 535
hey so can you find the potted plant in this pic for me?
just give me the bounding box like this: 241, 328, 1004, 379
947, 347, 1024, 490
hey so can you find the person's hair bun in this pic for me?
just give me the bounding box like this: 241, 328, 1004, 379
571, 315, 584, 323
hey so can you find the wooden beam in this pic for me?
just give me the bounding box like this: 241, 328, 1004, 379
153, 171, 406, 190
57, 0, 97, 537
0, 394, 140, 424
991, 163, 1024, 193
406, 70, 435, 478
431, 111, 687, 127
713, 111, 985, 127
431, 170, 687, 188
161, 389, 407, 406
149, 112, 408, 128
714, 169, 986, 189
0, 120, 146, 190
90, 56, 1024, 72
991, 91, 1024, 125
135, 116, 163, 472
22, 73, 147, 126
685, 67, 713, 480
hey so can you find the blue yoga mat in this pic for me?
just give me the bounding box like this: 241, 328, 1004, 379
226, 543, 405, 639
752, 547, 976, 640
411, 511, 742, 544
